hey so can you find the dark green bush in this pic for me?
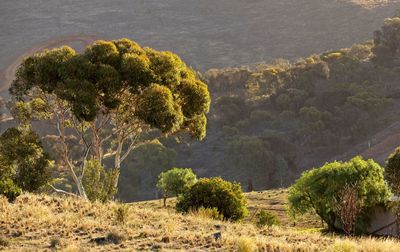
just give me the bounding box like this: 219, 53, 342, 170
0, 178, 22, 202
176, 177, 248, 221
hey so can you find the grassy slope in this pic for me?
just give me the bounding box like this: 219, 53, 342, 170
1, 191, 399, 251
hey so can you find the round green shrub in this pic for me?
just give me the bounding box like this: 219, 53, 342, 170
176, 177, 248, 221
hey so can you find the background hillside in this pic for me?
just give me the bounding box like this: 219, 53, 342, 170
0, 0, 398, 72
1, 1, 400, 201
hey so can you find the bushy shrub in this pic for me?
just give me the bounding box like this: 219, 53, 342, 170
176, 177, 248, 221
256, 210, 281, 228
288, 156, 391, 233
157, 168, 197, 206
0, 178, 22, 202
82, 159, 117, 202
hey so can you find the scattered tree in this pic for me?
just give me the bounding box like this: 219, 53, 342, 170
157, 167, 197, 207
288, 156, 391, 233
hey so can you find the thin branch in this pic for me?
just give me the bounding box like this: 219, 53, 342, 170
49, 184, 79, 197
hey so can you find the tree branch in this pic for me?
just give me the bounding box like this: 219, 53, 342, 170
49, 184, 79, 197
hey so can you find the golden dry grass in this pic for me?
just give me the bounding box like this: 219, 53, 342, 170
343, 0, 400, 8
0, 191, 399, 251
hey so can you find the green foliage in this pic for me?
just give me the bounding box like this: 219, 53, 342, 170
176, 177, 248, 221
12, 38, 210, 137
157, 168, 197, 199
288, 156, 391, 233
385, 147, 400, 194
0, 178, 21, 202
82, 159, 117, 202
256, 210, 281, 228
0, 127, 53, 194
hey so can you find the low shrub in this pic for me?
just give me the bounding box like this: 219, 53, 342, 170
176, 177, 248, 221
0, 178, 22, 202
256, 210, 281, 228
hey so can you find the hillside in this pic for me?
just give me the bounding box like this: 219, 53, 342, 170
1, 2, 400, 202
0, 0, 399, 76
1, 191, 399, 251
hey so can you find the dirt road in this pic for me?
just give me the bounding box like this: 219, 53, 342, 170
0, 35, 98, 92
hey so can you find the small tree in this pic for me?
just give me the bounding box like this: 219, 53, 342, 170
176, 177, 248, 221
334, 183, 363, 236
156, 167, 197, 207
385, 147, 400, 195
0, 127, 53, 200
288, 156, 391, 233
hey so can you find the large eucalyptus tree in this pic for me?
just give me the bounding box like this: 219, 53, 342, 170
10, 38, 210, 199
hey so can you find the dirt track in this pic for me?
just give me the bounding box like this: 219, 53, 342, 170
0, 35, 98, 92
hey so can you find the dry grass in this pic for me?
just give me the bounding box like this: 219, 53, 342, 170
0, 191, 400, 251
343, 0, 400, 8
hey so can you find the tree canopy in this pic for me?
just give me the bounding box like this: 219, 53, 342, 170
10, 38, 210, 199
